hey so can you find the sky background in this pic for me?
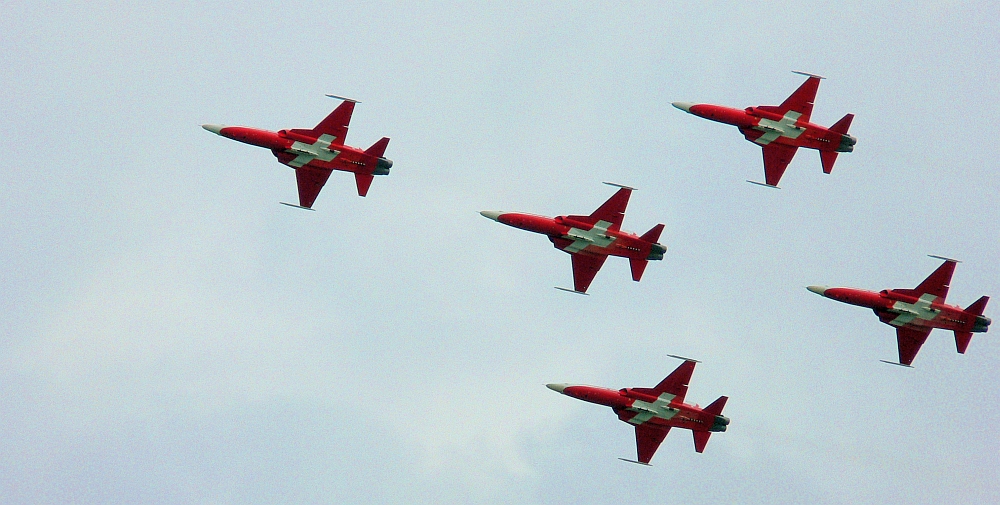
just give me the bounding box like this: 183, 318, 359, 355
2, 1, 999, 504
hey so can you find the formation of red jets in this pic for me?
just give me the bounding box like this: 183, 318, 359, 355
203, 73, 990, 465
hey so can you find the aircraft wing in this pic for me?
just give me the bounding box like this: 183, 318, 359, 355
295, 165, 334, 209
291, 99, 355, 145
651, 359, 696, 403
571, 253, 608, 293
761, 143, 798, 187
588, 187, 631, 231
913, 258, 957, 302
634, 424, 669, 465
896, 326, 932, 366
767, 74, 821, 123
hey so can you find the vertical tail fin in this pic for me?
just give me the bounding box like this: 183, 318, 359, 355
692, 431, 712, 453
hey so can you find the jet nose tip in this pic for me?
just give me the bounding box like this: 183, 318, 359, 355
807, 285, 829, 296
201, 124, 225, 135
480, 210, 503, 221
546, 383, 568, 393
672, 102, 695, 113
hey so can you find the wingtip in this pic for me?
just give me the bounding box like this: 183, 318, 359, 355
666, 354, 700, 363
746, 180, 781, 189
325, 94, 360, 103
618, 458, 652, 466
879, 360, 914, 368
928, 254, 961, 263
792, 70, 826, 79
603, 181, 636, 190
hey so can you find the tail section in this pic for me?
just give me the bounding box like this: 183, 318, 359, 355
820, 114, 855, 173
959, 296, 991, 353
693, 395, 729, 453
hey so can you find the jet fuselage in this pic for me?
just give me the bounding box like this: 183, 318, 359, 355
547, 384, 729, 433
808, 286, 992, 333
672, 103, 856, 153
482, 212, 666, 261
202, 125, 393, 175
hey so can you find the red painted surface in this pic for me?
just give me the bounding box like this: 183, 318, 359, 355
482, 186, 666, 293
204, 98, 392, 208
810, 258, 991, 365
549, 360, 729, 464
675, 74, 857, 187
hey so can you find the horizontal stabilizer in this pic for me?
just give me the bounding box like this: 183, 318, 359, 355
965, 295, 989, 315
955, 331, 973, 354
692, 431, 712, 453
703, 395, 728, 416
555, 286, 589, 296
629, 258, 648, 282
355, 173, 375, 197
829, 113, 854, 134
640, 223, 665, 243
820, 151, 839, 174
365, 137, 390, 158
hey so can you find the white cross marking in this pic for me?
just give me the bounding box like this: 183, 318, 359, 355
753, 111, 805, 146
625, 393, 679, 425
889, 294, 940, 326
286, 134, 341, 167
561, 220, 616, 253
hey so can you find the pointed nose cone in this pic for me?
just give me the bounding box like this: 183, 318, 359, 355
807, 285, 829, 296
546, 383, 568, 394
201, 124, 225, 135
672, 102, 695, 113
480, 210, 503, 222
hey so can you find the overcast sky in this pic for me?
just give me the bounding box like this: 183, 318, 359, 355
2, 2, 999, 504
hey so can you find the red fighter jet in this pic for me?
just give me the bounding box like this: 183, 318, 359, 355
673, 71, 856, 188
547, 357, 729, 465
480, 183, 666, 294
808, 256, 991, 367
202, 95, 392, 209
